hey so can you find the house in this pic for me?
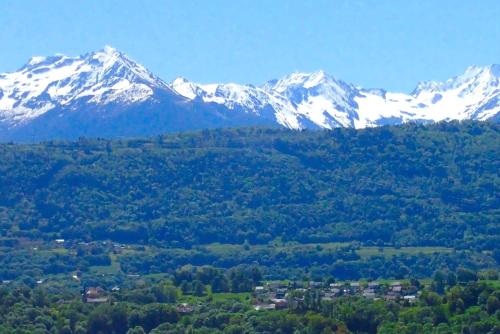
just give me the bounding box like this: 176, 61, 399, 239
390, 282, 402, 289
349, 282, 360, 293
362, 288, 376, 299
330, 283, 343, 289
84, 287, 109, 303
85, 296, 109, 304
403, 295, 417, 303
389, 282, 403, 294
273, 288, 288, 299
392, 286, 402, 293
254, 286, 266, 294
176, 303, 194, 313
85, 287, 105, 296
308, 281, 323, 289
270, 298, 288, 309
390, 285, 403, 295
267, 282, 287, 290
384, 293, 398, 301
254, 303, 276, 311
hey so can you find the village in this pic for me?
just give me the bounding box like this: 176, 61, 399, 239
252, 280, 420, 311
2, 238, 424, 314
76, 278, 421, 315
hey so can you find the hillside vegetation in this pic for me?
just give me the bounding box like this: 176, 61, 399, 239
0, 121, 498, 250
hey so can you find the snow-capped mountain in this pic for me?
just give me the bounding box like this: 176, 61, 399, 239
0, 46, 498, 141
0, 47, 274, 141
263, 71, 361, 128
353, 64, 500, 127
0, 46, 170, 127
171, 65, 500, 130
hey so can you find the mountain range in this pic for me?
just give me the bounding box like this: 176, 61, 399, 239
0, 46, 499, 141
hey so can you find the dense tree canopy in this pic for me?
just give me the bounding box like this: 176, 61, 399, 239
0, 121, 498, 250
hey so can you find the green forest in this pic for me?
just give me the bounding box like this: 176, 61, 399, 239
0, 121, 498, 248
0, 121, 499, 282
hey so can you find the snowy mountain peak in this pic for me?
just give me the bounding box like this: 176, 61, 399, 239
459, 65, 499, 83
170, 77, 202, 100
172, 77, 190, 85
102, 45, 119, 55
413, 65, 500, 96
171, 65, 500, 131
27, 56, 48, 67
83, 46, 165, 87
303, 70, 332, 87
266, 70, 338, 92
0, 47, 170, 125
461, 64, 500, 78
90, 45, 125, 64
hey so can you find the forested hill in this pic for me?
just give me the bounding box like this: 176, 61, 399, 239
0, 121, 498, 250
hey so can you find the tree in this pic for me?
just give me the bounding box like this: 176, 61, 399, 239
193, 281, 205, 296
456, 268, 477, 283
421, 291, 442, 306
223, 325, 244, 334
446, 272, 457, 287
87, 306, 112, 334
486, 296, 500, 315
110, 304, 129, 334
180, 281, 191, 295
126, 327, 145, 334
432, 271, 446, 294
31, 288, 48, 307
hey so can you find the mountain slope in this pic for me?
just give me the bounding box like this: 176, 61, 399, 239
0, 47, 499, 141
0, 122, 498, 250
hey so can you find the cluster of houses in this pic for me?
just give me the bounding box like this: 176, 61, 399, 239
253, 281, 419, 310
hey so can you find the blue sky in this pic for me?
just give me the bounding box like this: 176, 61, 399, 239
1, 0, 499, 92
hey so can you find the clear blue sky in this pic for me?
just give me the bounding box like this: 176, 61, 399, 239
1, 0, 499, 92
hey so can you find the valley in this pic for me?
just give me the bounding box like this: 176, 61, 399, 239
0, 122, 498, 333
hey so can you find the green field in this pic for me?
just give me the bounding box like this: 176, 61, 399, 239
357, 246, 453, 258
205, 242, 453, 258
89, 253, 121, 275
